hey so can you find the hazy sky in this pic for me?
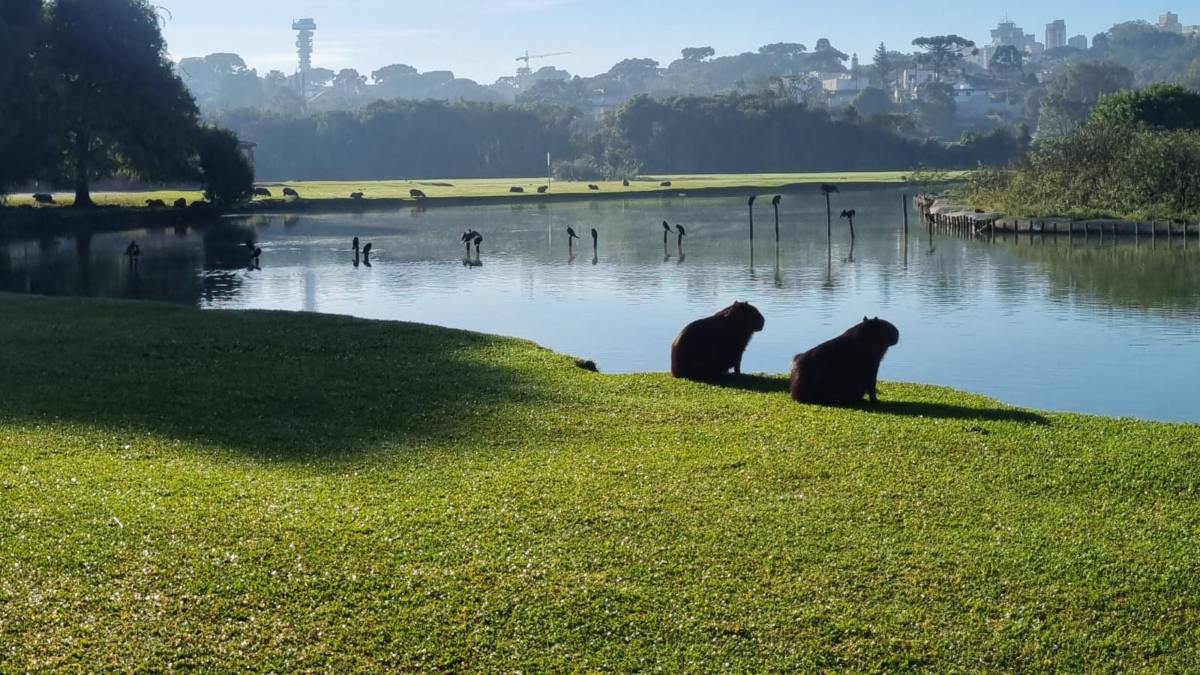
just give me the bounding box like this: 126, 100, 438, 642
159, 1, 1185, 82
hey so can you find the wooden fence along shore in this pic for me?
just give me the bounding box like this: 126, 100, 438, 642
914, 196, 1198, 242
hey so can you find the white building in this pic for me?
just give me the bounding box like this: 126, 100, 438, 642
1046, 20, 1067, 50
822, 75, 867, 107
949, 84, 1019, 119
1159, 12, 1182, 34
1068, 35, 1089, 50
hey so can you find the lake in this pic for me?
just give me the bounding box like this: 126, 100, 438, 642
3, 186, 1198, 422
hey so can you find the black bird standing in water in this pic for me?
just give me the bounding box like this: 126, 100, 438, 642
250, 247, 262, 268
675, 224, 687, 253
566, 226, 580, 255
124, 240, 141, 270
461, 229, 477, 256
772, 195, 782, 242
747, 195, 757, 242
840, 209, 857, 240
362, 242, 373, 261
662, 220, 672, 248
591, 228, 598, 252
472, 232, 483, 257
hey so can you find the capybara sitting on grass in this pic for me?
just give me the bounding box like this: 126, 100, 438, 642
789, 317, 900, 406
671, 302, 766, 381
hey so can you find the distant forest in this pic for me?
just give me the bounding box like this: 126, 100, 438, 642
216, 96, 1027, 181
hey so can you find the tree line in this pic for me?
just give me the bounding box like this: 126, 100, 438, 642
0, 0, 253, 206
210, 93, 1028, 182
964, 85, 1200, 221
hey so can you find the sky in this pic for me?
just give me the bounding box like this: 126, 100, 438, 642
159, 1, 1187, 82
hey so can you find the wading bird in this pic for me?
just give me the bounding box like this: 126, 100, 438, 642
662, 221, 672, 247
675, 224, 687, 254
461, 229, 477, 256
472, 232, 483, 256
748, 195, 757, 241
772, 195, 782, 242
591, 228, 598, 254
124, 240, 141, 269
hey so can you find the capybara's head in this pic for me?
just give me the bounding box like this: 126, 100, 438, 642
858, 316, 900, 348
722, 301, 766, 333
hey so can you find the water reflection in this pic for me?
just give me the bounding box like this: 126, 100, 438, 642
1, 189, 1198, 421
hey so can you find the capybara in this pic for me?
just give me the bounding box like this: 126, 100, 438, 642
670, 302, 766, 381
350, 191, 365, 200
660, 181, 672, 187
145, 199, 166, 208
32, 193, 55, 204
789, 317, 900, 406
537, 185, 548, 194
588, 184, 600, 191
282, 187, 300, 198
253, 187, 272, 197
173, 197, 187, 208
410, 189, 427, 199
510, 186, 524, 193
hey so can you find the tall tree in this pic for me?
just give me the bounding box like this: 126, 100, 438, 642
681, 46, 715, 62
911, 35, 976, 82
872, 42, 895, 92
45, 0, 200, 206
0, 0, 48, 197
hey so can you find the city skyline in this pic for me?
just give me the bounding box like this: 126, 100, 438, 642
158, 1, 1192, 82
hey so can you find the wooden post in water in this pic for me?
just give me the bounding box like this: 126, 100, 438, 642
902, 194, 909, 234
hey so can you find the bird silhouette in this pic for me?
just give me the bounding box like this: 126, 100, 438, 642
362, 242, 373, 258
840, 209, 857, 239
124, 240, 140, 258
353, 236, 360, 252
748, 195, 757, 241
567, 227, 579, 239
771, 195, 783, 242
250, 246, 262, 269
472, 232, 483, 256
462, 229, 477, 255
675, 224, 687, 254
820, 184, 840, 238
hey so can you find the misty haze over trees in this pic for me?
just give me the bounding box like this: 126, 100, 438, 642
173, 14, 1200, 182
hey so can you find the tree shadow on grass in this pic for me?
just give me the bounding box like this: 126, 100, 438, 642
0, 294, 565, 461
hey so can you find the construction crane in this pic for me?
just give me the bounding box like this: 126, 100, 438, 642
516, 50, 571, 78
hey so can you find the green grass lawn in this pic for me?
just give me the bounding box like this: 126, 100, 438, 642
5, 171, 920, 208
1, 293, 1197, 671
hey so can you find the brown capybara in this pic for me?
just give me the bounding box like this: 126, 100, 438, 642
789, 317, 900, 406
671, 302, 766, 381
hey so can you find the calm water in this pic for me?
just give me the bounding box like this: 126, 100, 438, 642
3, 187, 1198, 422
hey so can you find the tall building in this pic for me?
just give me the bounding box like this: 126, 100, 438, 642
1158, 12, 1182, 34
1068, 34, 1089, 50
292, 18, 317, 100
991, 20, 1026, 48
1046, 20, 1067, 50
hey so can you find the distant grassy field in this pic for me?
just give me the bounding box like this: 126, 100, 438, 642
5, 172, 920, 208
1, 292, 1198, 671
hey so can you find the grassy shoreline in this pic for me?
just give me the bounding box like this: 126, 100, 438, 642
1, 293, 1197, 670
5, 171, 917, 209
